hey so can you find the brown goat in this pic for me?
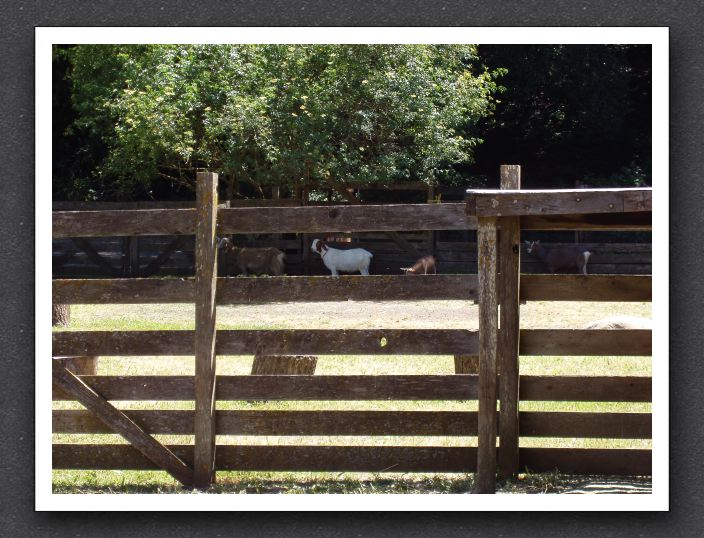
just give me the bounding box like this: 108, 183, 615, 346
218, 238, 286, 276
525, 240, 591, 275
401, 255, 437, 275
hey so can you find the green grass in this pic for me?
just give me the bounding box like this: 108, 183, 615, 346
52, 301, 652, 494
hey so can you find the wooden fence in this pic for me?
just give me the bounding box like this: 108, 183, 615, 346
52, 168, 653, 492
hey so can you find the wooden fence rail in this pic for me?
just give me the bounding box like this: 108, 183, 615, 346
52, 205, 651, 239
52, 274, 652, 304
52, 374, 652, 402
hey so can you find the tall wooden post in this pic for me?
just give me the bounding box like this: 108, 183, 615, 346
476, 216, 498, 493
498, 165, 521, 479
194, 171, 219, 488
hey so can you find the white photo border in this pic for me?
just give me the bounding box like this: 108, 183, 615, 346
36, 26, 669, 511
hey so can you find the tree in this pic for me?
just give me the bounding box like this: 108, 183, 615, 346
470, 45, 651, 188
56, 44, 501, 200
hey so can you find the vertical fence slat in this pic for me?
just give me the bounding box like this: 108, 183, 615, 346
498, 165, 521, 479
194, 171, 219, 488
476, 216, 499, 493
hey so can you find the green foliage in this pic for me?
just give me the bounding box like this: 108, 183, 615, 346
59, 44, 500, 200
473, 44, 651, 187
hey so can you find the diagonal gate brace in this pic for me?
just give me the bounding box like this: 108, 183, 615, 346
52, 359, 194, 487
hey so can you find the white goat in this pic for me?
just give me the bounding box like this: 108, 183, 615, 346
311, 239, 373, 276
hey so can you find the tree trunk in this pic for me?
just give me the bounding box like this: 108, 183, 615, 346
454, 355, 479, 374
251, 355, 318, 375
53, 303, 98, 374
61, 356, 99, 376
52, 303, 71, 327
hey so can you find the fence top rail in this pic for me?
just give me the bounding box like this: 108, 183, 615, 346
52, 203, 651, 238
52, 203, 473, 237
466, 187, 652, 217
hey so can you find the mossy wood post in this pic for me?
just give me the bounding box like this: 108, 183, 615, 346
476, 216, 499, 494
498, 165, 521, 479
194, 171, 219, 489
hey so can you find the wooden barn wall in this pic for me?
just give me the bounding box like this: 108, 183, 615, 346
53, 231, 652, 278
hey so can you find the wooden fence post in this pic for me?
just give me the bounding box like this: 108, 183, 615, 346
194, 171, 219, 489
498, 165, 521, 479
476, 216, 499, 493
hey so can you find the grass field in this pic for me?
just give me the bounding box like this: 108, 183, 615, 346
52, 299, 652, 494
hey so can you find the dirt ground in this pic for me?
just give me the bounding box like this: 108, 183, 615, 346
213, 299, 651, 330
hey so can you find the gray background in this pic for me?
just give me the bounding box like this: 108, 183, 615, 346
1, 1, 699, 535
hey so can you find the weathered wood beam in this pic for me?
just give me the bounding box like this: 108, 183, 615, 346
476, 216, 499, 493
521, 211, 651, 230
52, 204, 652, 238
54, 410, 651, 439
52, 274, 651, 305
51, 445, 652, 476
193, 171, 219, 489
52, 328, 650, 357
497, 165, 521, 479
467, 187, 652, 217
52, 275, 478, 304
52, 329, 480, 356
52, 374, 652, 402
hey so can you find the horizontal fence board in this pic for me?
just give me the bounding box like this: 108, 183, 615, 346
519, 376, 651, 402
52, 375, 651, 402
520, 275, 651, 302
52, 275, 478, 304
53, 278, 194, 304
53, 205, 651, 239
52, 274, 649, 305
53, 410, 479, 436
53, 444, 478, 472
520, 211, 651, 231
52, 375, 475, 401
519, 448, 651, 476
52, 329, 479, 356
53, 209, 197, 238
518, 412, 651, 439
467, 188, 652, 217
52, 328, 649, 357
218, 204, 474, 234
54, 410, 651, 439
52, 444, 651, 475
519, 329, 651, 356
